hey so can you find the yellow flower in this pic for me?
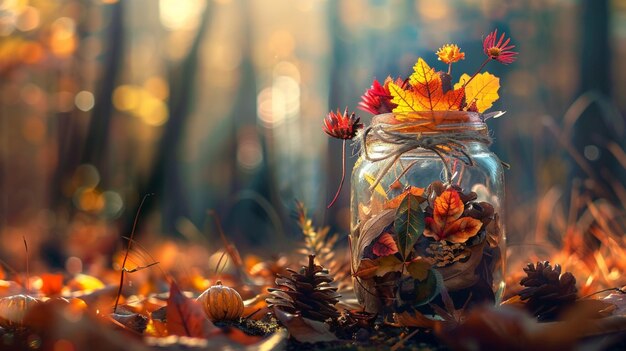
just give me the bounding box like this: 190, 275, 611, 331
436, 44, 465, 64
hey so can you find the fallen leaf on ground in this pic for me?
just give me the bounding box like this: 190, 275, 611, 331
166, 280, 217, 338
273, 307, 337, 343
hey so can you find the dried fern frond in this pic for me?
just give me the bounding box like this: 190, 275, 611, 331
294, 201, 351, 293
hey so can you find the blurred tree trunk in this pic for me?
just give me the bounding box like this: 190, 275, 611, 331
127, 3, 212, 235
214, 0, 285, 245
579, 0, 610, 97
50, 2, 124, 209
80, 1, 124, 183
572, 0, 621, 199
325, 0, 349, 225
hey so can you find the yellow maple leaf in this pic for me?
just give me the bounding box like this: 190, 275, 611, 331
408, 58, 443, 111
388, 80, 439, 113
390, 58, 465, 113
454, 72, 500, 112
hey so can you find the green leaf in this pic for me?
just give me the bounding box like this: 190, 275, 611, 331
397, 269, 443, 307
412, 269, 443, 307
393, 193, 425, 259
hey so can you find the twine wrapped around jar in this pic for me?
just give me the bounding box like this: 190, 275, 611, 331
361, 124, 492, 189
358, 110, 508, 190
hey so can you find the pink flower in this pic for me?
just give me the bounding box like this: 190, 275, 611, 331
483, 29, 518, 64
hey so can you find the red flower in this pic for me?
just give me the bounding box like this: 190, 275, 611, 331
322, 108, 362, 208
358, 76, 405, 115
483, 29, 517, 64
322, 108, 362, 140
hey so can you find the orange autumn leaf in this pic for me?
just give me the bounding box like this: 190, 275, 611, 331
40, 273, 63, 296
372, 232, 399, 257
224, 327, 264, 346
384, 186, 425, 209
442, 87, 465, 110
390, 179, 404, 190
389, 58, 465, 113
166, 280, 216, 338
425, 189, 483, 243
443, 217, 483, 243
433, 189, 465, 229
242, 295, 270, 321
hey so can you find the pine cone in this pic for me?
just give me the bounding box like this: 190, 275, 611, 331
267, 255, 340, 322
518, 261, 577, 321
426, 241, 469, 267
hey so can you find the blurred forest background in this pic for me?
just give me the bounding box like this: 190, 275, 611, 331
1, 0, 625, 277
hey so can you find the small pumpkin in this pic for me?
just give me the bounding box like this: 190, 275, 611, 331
196, 281, 244, 321
44, 296, 88, 316
0, 294, 40, 329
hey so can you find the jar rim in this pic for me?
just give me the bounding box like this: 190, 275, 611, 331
372, 111, 486, 133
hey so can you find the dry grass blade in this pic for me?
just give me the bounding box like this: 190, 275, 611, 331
120, 236, 166, 277
207, 210, 246, 278
115, 193, 153, 313
22, 236, 29, 293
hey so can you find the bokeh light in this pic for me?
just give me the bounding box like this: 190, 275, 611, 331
257, 61, 301, 128
102, 190, 124, 218
137, 94, 168, 126
112, 84, 169, 126
237, 127, 263, 171
112, 85, 139, 111
73, 164, 101, 189
73, 187, 105, 213
143, 77, 169, 100
74, 91, 95, 112
49, 17, 77, 57
15, 6, 40, 32
159, 0, 206, 31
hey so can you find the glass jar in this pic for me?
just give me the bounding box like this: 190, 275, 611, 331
350, 111, 505, 315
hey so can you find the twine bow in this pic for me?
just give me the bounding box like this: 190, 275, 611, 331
360, 123, 494, 191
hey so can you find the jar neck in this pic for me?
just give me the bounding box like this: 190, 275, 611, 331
371, 111, 488, 137
361, 111, 494, 189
